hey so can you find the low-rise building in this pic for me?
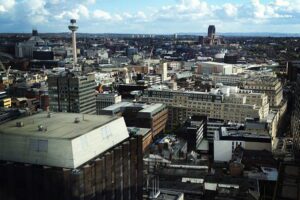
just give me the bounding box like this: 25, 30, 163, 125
101, 103, 168, 137
142, 86, 269, 129
210, 74, 248, 86
96, 93, 121, 114
0, 91, 11, 108
214, 126, 271, 162
197, 62, 233, 75
243, 76, 283, 108
177, 116, 207, 152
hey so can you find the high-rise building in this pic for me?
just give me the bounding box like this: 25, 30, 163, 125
208, 25, 216, 38
48, 72, 96, 114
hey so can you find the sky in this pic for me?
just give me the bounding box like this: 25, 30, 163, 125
0, 0, 300, 34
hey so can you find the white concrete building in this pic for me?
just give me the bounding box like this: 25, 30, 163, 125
96, 93, 122, 114
0, 112, 129, 168
210, 74, 248, 86
142, 86, 269, 128
197, 62, 233, 75
15, 30, 45, 58
214, 127, 271, 162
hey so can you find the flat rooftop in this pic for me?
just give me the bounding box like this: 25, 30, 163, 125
127, 127, 151, 136
155, 190, 184, 200
102, 101, 131, 111
0, 112, 129, 168
0, 112, 117, 139
218, 127, 271, 143
139, 103, 165, 114
200, 61, 232, 66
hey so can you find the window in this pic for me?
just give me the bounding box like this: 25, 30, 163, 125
30, 139, 48, 152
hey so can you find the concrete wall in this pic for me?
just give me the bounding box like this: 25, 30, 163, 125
0, 134, 73, 168
72, 117, 129, 168
214, 140, 245, 162
0, 135, 144, 200
0, 117, 129, 169
214, 139, 271, 162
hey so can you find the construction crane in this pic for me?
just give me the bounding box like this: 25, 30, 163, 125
0, 52, 13, 77
0, 60, 11, 77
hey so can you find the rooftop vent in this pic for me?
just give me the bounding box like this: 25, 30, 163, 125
47, 112, 52, 118
74, 117, 80, 123
38, 124, 47, 132
16, 121, 24, 127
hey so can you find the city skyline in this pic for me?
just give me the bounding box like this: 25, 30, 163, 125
1, 0, 300, 34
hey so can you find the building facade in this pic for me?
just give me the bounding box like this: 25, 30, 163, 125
142, 88, 269, 129
0, 112, 143, 200
214, 127, 272, 162
243, 76, 283, 108
197, 62, 233, 75
96, 93, 121, 115
101, 103, 168, 138
48, 72, 96, 114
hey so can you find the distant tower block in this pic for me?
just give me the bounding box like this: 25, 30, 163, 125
208, 25, 216, 38
161, 63, 168, 82
68, 19, 78, 65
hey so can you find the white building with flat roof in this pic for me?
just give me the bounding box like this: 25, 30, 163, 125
214, 127, 271, 162
142, 86, 269, 128
0, 112, 129, 168
197, 62, 233, 75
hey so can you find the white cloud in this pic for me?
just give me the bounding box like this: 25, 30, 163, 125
0, 5, 5, 12
26, 0, 46, 12
251, 0, 292, 19
25, 0, 49, 24
77, 4, 89, 18
93, 9, 111, 20
223, 3, 238, 17
1, 0, 300, 33
85, 0, 96, 4
114, 14, 123, 21
274, 0, 290, 7
48, 0, 61, 4
0, 0, 15, 12
55, 4, 89, 20
136, 11, 147, 20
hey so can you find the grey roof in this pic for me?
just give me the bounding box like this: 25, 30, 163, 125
0, 112, 129, 168
0, 112, 117, 139
102, 102, 132, 112
139, 103, 164, 113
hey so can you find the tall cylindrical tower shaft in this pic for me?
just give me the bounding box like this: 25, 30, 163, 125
72, 30, 77, 64
68, 19, 79, 66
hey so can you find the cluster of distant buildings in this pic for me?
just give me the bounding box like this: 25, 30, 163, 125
0, 20, 299, 200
